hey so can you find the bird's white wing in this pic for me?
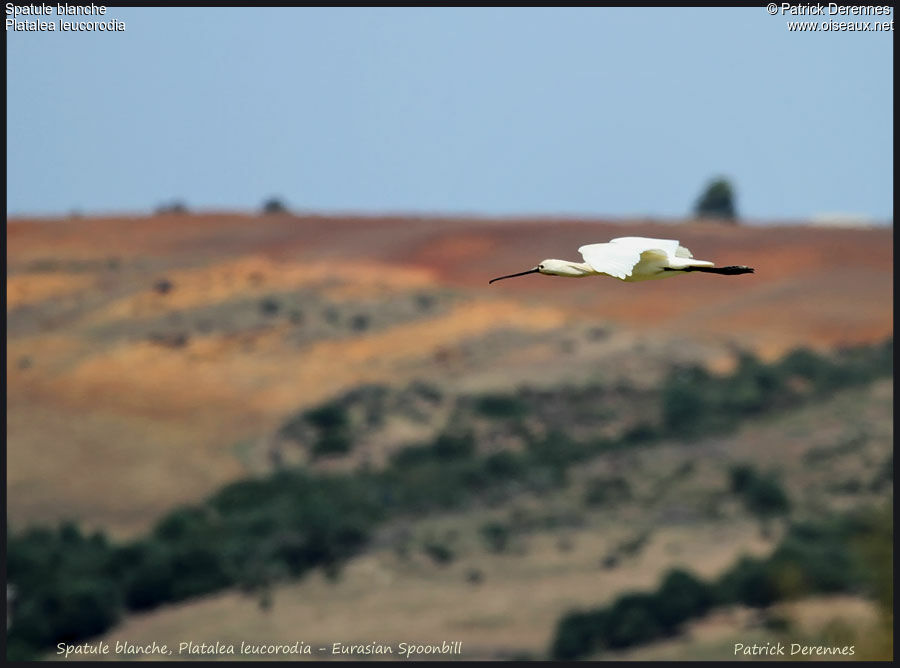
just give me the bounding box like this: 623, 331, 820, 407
578, 243, 641, 279
579, 237, 681, 279
610, 237, 681, 256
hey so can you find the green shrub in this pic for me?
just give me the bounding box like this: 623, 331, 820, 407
694, 177, 738, 220
778, 347, 829, 383
305, 402, 349, 431
549, 505, 892, 659
483, 450, 525, 479
722, 352, 790, 416
260, 298, 280, 316
526, 430, 585, 469
736, 468, 791, 519
729, 464, 755, 494
550, 609, 608, 660
480, 521, 512, 553
153, 506, 215, 542
12, 578, 121, 646
261, 197, 288, 214
7, 524, 123, 650
604, 593, 662, 648
474, 394, 529, 419
432, 430, 476, 459
584, 476, 631, 507
155, 200, 188, 215
652, 569, 714, 632
313, 430, 353, 457
661, 365, 727, 436
622, 421, 658, 444
768, 517, 861, 596
114, 542, 175, 610
283, 402, 354, 457
350, 314, 370, 331
729, 463, 790, 518
422, 539, 455, 565
715, 556, 779, 608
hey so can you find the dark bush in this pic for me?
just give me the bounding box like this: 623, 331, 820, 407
604, 593, 662, 648
584, 476, 631, 507
622, 421, 658, 444
166, 543, 233, 600
305, 403, 349, 431
155, 200, 188, 215
350, 314, 370, 331
153, 506, 214, 541
277, 402, 355, 457
653, 569, 714, 632
260, 298, 280, 316
432, 430, 476, 459
694, 177, 737, 220
715, 556, 779, 608
526, 430, 585, 469
778, 347, 828, 382
409, 381, 442, 403
483, 451, 525, 479
474, 394, 529, 419
550, 609, 608, 660
7, 524, 124, 651
422, 539, 455, 565
601, 554, 620, 569
415, 294, 436, 311
744, 474, 791, 517
118, 542, 176, 610
729, 465, 791, 519
722, 352, 787, 415
480, 521, 511, 553
661, 365, 722, 436
261, 197, 288, 214
313, 430, 353, 457
389, 444, 439, 469
767, 517, 862, 596
14, 579, 121, 646
729, 464, 755, 494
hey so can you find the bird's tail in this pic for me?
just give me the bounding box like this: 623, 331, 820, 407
679, 265, 754, 275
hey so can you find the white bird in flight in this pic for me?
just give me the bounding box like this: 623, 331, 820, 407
489, 236, 754, 284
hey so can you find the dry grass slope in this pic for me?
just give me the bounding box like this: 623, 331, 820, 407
7, 213, 893, 537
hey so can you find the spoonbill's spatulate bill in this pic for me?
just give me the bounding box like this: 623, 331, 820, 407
489, 236, 754, 284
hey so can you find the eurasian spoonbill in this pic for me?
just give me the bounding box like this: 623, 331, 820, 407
489, 236, 754, 284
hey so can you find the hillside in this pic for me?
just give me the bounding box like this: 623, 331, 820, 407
46, 376, 893, 661
7, 213, 892, 537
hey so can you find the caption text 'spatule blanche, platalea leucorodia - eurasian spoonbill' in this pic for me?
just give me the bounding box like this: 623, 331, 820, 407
489, 237, 754, 284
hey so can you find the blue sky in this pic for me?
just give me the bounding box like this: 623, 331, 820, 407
6, 7, 894, 221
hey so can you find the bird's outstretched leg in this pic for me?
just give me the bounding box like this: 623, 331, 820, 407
665, 266, 754, 275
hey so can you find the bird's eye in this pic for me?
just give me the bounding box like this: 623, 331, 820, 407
539, 264, 544, 269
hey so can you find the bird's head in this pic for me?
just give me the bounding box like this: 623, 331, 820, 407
489, 259, 570, 284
